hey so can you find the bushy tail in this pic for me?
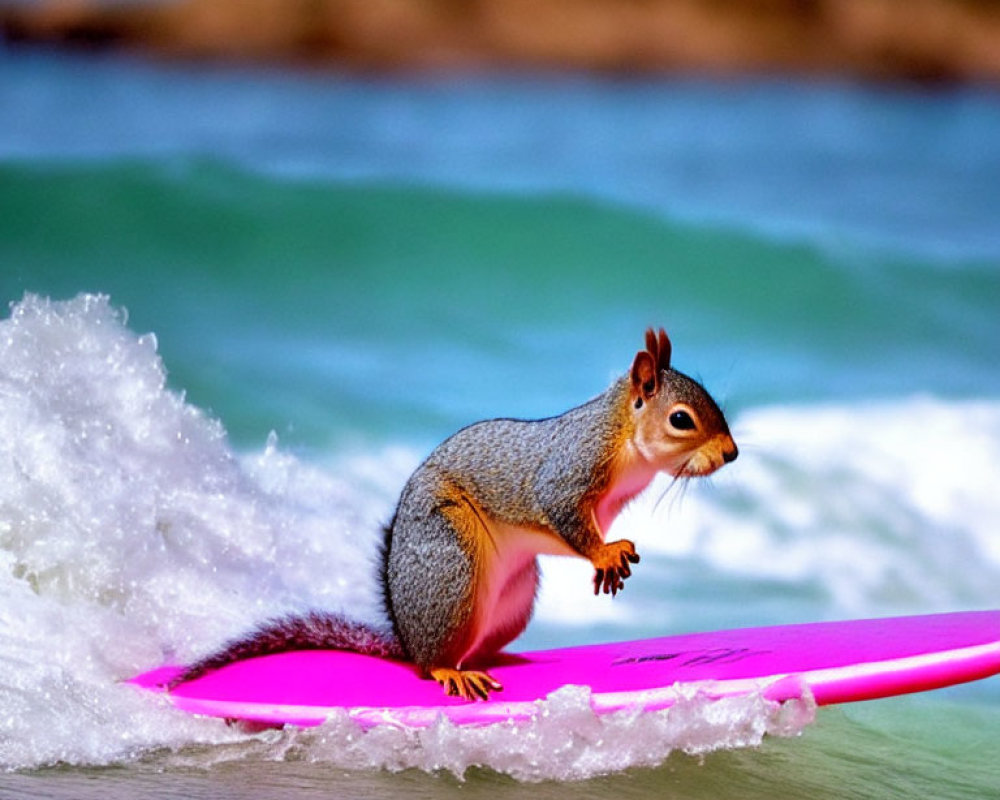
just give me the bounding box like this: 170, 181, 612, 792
171, 611, 404, 687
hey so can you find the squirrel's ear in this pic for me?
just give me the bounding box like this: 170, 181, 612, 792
631, 349, 659, 402
633, 327, 672, 402
631, 351, 657, 400
644, 328, 658, 356
653, 327, 672, 372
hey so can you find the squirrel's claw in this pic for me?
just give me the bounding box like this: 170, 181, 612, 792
593, 568, 605, 595
593, 565, 626, 596
592, 541, 640, 597
430, 667, 502, 702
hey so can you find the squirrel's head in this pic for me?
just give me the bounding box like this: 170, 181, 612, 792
628, 328, 738, 478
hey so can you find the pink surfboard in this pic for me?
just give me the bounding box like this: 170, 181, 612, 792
130, 610, 1000, 729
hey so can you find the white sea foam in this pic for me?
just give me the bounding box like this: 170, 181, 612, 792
248, 687, 815, 782
567, 398, 1000, 622
0, 294, 995, 775
534, 398, 1000, 636
0, 294, 394, 770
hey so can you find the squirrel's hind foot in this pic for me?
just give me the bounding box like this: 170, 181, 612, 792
429, 667, 502, 701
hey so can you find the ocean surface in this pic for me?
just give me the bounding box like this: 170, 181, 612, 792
1, 46, 999, 797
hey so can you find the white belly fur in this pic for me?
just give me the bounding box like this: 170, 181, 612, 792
460, 520, 579, 666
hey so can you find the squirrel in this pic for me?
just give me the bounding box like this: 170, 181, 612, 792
176, 328, 737, 702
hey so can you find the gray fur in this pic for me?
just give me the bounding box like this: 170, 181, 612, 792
383, 502, 475, 668
382, 376, 633, 670
172, 612, 402, 686
420, 377, 630, 537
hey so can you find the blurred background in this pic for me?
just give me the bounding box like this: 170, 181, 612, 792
0, 0, 999, 794
4, 0, 1000, 82
3, 0, 999, 448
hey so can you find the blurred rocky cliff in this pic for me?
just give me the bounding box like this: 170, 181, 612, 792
3, 0, 1000, 82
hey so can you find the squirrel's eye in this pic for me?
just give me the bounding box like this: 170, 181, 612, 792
669, 410, 696, 431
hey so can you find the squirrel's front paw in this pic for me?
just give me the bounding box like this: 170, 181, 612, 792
592, 539, 640, 596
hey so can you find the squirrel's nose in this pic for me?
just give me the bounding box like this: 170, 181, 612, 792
723, 445, 739, 464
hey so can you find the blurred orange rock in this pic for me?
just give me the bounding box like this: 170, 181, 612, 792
3, 0, 1000, 83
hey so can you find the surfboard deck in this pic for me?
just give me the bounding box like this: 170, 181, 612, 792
130, 610, 1000, 729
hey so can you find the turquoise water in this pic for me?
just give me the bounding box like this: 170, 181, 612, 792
1, 49, 999, 795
